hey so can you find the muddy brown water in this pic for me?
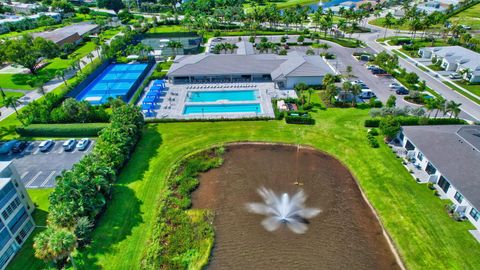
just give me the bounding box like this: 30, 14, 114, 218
192, 144, 400, 270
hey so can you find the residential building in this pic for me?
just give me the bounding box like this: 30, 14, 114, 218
167, 52, 335, 88
417, 1, 447, 14
32, 22, 100, 46
397, 125, 480, 236
3, 2, 40, 14
418, 46, 480, 83
0, 162, 35, 270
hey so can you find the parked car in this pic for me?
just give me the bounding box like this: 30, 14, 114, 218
371, 68, 387, 75
63, 139, 76, 151
76, 138, 90, 151
12, 141, 29, 153
39, 140, 54, 152
449, 73, 462, 79
0, 140, 19, 154
461, 25, 472, 30
366, 65, 378, 70
389, 82, 401, 89
359, 89, 376, 99
396, 87, 409, 95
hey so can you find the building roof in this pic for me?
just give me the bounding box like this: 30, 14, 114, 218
168, 53, 334, 80
32, 22, 99, 45
402, 125, 480, 210
235, 40, 255, 55
421, 46, 480, 71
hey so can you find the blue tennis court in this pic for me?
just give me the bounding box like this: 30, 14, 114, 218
76, 63, 149, 105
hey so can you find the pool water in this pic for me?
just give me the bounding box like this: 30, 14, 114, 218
184, 103, 262, 115
187, 90, 258, 102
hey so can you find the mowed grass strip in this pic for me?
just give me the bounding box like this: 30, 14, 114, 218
63, 108, 480, 270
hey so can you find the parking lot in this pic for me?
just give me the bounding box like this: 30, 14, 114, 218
0, 140, 95, 189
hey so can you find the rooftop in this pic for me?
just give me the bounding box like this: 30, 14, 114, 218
402, 125, 480, 210
168, 52, 334, 79
421, 46, 480, 71
32, 22, 98, 44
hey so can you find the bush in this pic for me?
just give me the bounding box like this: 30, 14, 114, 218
379, 116, 400, 140
16, 123, 109, 137
367, 133, 379, 148
427, 182, 435, 190
285, 115, 315, 125
365, 119, 380, 127
368, 128, 379, 136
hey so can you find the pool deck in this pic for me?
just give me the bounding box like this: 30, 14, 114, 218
138, 82, 297, 120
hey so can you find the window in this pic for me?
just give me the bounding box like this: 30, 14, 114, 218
7, 208, 27, 234
15, 220, 33, 245
0, 183, 16, 209
1, 197, 21, 220
399, 132, 404, 141
437, 176, 450, 193
425, 162, 437, 175
0, 245, 15, 269
454, 192, 464, 204
405, 140, 415, 151
0, 228, 12, 251
470, 208, 480, 221
417, 152, 424, 161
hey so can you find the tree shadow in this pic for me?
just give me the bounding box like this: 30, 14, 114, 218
73, 127, 163, 269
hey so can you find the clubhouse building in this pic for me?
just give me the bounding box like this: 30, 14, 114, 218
398, 125, 480, 236
167, 52, 335, 89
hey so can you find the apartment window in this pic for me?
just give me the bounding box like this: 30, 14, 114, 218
1, 197, 21, 220
7, 207, 27, 234
0, 245, 15, 269
15, 220, 33, 245
425, 162, 437, 175
405, 140, 415, 151
454, 192, 464, 204
417, 152, 424, 161
437, 176, 450, 193
470, 208, 480, 221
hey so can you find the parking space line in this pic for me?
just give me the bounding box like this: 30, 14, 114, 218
85, 142, 94, 152
40, 171, 56, 187
26, 172, 42, 187
33, 148, 40, 155
20, 172, 29, 179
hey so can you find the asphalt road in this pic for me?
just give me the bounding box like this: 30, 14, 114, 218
0, 140, 95, 188
357, 25, 480, 121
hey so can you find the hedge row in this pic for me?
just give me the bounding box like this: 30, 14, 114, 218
285, 115, 315, 125
364, 117, 467, 127
33, 103, 145, 264
16, 123, 109, 137
145, 116, 274, 123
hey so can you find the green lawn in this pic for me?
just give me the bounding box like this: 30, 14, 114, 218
0, 41, 95, 90
6, 189, 53, 270
456, 81, 480, 97
450, 3, 480, 30
24, 108, 473, 270
444, 81, 480, 105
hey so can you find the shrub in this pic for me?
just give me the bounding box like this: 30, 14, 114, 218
285, 115, 315, 125
368, 128, 379, 136
427, 182, 435, 190
367, 133, 379, 148
16, 123, 108, 137
379, 116, 400, 140
364, 119, 380, 127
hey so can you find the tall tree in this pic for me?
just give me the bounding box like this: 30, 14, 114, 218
97, 0, 125, 14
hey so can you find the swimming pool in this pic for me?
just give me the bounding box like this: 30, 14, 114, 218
183, 103, 262, 115
76, 63, 150, 105
187, 90, 258, 102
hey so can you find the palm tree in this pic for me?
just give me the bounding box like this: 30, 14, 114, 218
383, 12, 395, 38
86, 52, 95, 63
56, 70, 67, 86
351, 83, 361, 106
33, 227, 77, 269
307, 88, 315, 104
166, 40, 183, 56
446, 101, 462, 118
322, 73, 335, 87
4, 96, 24, 124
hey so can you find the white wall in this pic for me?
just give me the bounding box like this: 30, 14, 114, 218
286, 76, 323, 89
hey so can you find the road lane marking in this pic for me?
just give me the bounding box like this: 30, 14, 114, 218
26, 172, 42, 187
40, 171, 56, 187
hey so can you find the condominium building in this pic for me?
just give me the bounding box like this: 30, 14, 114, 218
0, 162, 35, 270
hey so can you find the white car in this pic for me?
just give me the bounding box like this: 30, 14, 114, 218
449, 73, 462, 79
389, 82, 401, 89
76, 138, 90, 151
62, 139, 76, 151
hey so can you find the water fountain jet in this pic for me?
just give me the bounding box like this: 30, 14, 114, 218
246, 187, 321, 234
